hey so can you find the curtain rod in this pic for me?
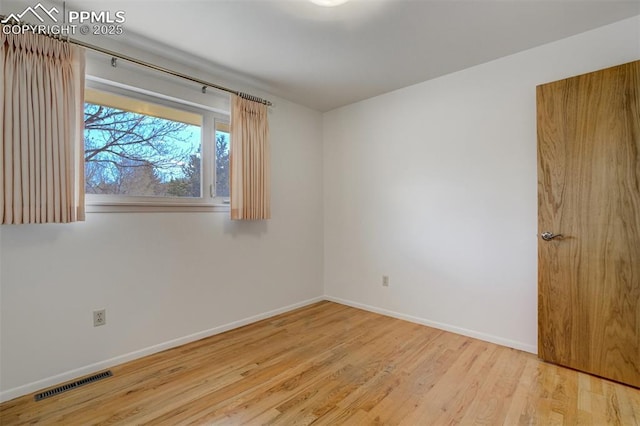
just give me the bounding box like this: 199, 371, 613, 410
73, 38, 272, 106
0, 19, 272, 106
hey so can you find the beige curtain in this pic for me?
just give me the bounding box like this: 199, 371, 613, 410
230, 95, 270, 220
1, 29, 85, 224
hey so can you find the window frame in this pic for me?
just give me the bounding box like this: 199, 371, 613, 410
84, 78, 231, 213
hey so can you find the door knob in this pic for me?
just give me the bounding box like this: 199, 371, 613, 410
541, 231, 563, 241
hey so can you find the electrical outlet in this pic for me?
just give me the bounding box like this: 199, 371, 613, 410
93, 309, 106, 327
382, 275, 389, 287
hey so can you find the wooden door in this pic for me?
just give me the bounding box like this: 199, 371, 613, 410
537, 60, 640, 388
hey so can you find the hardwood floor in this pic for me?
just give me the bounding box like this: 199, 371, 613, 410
1, 301, 639, 425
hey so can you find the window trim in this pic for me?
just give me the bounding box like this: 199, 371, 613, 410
84, 77, 231, 213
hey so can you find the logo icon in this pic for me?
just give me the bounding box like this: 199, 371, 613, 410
1, 3, 59, 24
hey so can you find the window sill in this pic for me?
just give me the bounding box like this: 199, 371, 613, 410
86, 202, 230, 214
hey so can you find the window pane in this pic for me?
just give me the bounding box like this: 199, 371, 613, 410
84, 102, 202, 197
215, 130, 230, 198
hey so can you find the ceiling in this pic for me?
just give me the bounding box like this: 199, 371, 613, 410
6, 0, 640, 111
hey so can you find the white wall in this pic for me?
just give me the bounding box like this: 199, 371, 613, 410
0, 37, 324, 400
323, 16, 640, 353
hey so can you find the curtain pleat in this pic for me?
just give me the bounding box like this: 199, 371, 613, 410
230, 95, 270, 220
1, 28, 85, 224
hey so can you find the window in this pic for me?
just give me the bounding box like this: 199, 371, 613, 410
84, 86, 230, 211
214, 123, 230, 200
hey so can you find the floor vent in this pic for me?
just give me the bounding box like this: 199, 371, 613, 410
34, 370, 113, 401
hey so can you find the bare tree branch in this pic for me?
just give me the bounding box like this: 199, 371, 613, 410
84, 103, 200, 196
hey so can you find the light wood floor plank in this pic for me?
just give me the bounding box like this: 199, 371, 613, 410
1, 301, 639, 425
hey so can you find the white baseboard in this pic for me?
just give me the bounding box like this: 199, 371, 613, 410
1, 294, 537, 403
324, 296, 538, 354
0, 296, 324, 403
